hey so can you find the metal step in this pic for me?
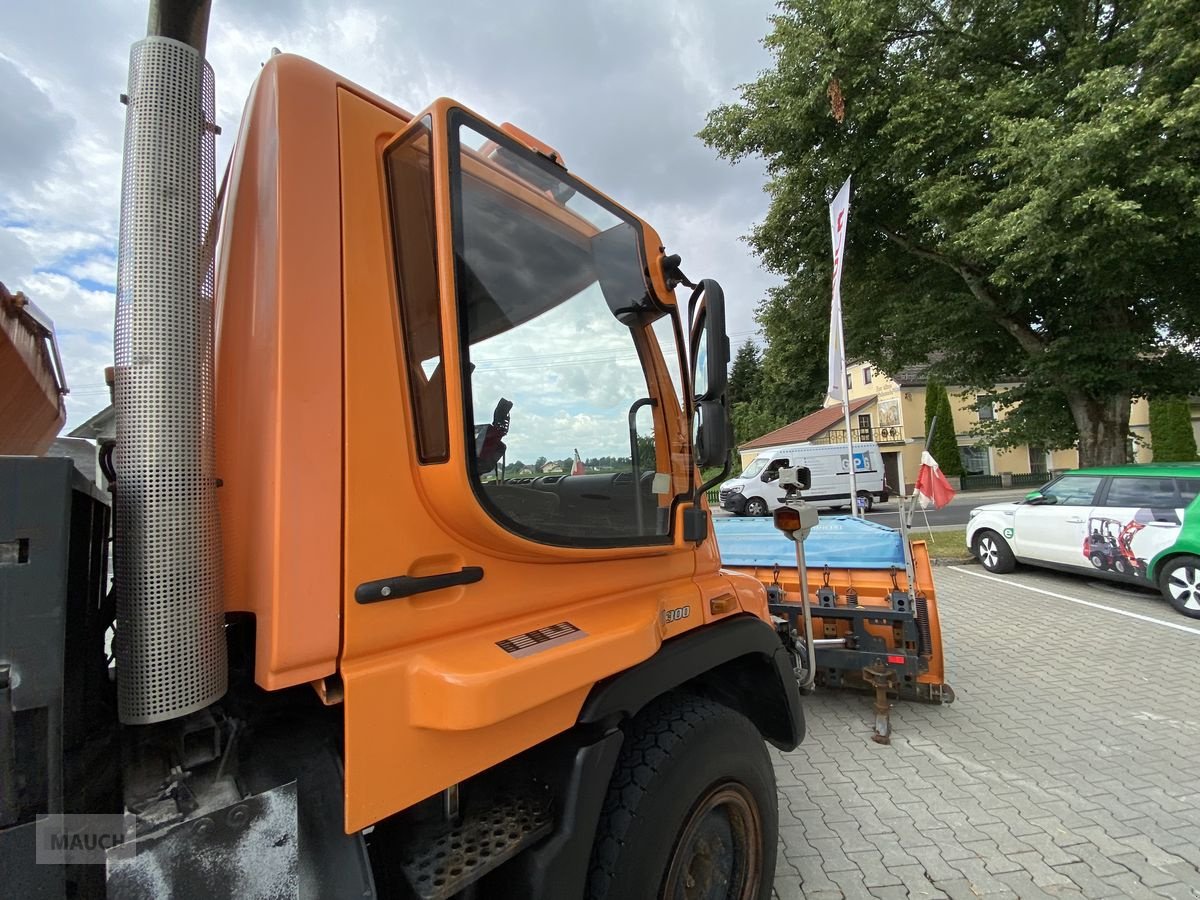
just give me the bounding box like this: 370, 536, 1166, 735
398, 790, 553, 899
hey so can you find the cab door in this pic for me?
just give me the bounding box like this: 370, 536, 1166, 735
1012, 474, 1105, 568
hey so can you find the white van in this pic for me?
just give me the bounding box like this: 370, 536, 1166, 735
718, 442, 889, 516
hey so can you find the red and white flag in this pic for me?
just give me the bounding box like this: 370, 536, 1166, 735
914, 450, 956, 509
571, 449, 586, 476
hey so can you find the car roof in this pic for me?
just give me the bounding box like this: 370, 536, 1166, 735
1065, 463, 1200, 478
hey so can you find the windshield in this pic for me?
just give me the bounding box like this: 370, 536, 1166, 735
741, 458, 768, 479
450, 113, 682, 546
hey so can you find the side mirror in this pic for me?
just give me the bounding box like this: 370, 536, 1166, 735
1024, 491, 1049, 505
694, 400, 731, 469
689, 280, 729, 402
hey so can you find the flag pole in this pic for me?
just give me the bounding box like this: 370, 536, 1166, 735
906, 414, 938, 529
839, 326, 861, 519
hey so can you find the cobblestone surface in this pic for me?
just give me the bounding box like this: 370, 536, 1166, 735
772, 564, 1200, 899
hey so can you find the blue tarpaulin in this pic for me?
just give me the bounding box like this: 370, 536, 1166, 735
714, 515, 906, 570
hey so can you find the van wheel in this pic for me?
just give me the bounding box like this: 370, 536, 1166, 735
856, 491, 874, 513
973, 530, 1015, 574
744, 497, 768, 517
587, 693, 776, 900
1158, 556, 1200, 618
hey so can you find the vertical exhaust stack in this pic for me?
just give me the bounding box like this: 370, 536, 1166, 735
113, 1, 226, 724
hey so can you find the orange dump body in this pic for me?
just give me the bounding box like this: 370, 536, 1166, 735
213, 56, 775, 832
0, 284, 65, 455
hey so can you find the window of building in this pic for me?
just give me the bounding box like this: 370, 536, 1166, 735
856, 414, 871, 440
863, 366, 873, 384
959, 445, 991, 476
976, 396, 994, 421
846, 372, 853, 390
1028, 446, 1047, 474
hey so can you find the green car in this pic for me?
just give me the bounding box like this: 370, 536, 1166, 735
966, 464, 1200, 618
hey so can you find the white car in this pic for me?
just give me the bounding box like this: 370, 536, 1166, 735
965, 466, 1200, 618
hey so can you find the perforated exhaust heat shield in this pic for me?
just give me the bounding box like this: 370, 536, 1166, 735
113, 36, 226, 724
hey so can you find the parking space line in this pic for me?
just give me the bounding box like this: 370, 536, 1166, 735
947, 565, 1200, 637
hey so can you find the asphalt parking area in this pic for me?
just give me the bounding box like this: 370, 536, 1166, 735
771, 564, 1200, 899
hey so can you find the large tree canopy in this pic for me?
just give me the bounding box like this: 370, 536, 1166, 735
702, 0, 1200, 465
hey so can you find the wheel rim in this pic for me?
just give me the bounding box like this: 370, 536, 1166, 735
747, 500, 765, 517
1167, 565, 1200, 612
1114, 558, 1127, 575
662, 782, 762, 900
979, 537, 999, 569
1090, 554, 1104, 569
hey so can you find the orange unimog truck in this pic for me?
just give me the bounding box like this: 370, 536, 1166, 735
0, 2, 803, 898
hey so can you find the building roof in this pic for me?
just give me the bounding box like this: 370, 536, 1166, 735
69, 403, 115, 441
740, 397, 874, 451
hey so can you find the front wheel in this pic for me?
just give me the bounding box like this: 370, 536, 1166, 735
587, 694, 776, 900
973, 530, 1016, 574
856, 491, 874, 513
1158, 556, 1200, 618
744, 497, 768, 517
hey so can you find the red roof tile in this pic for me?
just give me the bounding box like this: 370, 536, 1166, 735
739, 397, 874, 451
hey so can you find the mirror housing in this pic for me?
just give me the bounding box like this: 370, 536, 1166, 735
694, 400, 731, 469
689, 280, 729, 402
1024, 491, 1045, 504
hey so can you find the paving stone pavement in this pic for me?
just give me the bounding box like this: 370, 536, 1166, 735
771, 564, 1200, 899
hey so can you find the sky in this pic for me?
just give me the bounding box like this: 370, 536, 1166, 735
0, 0, 783, 440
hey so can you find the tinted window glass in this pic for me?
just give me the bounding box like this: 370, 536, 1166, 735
1104, 476, 1179, 508
1178, 478, 1200, 506
1041, 475, 1102, 506
452, 117, 674, 545
385, 117, 447, 462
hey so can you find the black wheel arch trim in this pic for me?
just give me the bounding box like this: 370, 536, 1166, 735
578, 615, 804, 751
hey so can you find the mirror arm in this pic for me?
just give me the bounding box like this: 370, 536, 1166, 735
698, 454, 731, 498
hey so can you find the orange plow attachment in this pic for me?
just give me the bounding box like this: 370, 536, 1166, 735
716, 517, 952, 705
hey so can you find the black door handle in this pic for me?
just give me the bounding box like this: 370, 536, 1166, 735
355, 566, 484, 604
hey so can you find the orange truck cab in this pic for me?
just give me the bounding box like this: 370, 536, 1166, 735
0, 13, 802, 898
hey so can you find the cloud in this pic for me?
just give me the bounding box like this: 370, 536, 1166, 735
2, 0, 782, 438
0, 56, 73, 191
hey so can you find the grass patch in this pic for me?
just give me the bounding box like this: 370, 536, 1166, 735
912, 529, 973, 561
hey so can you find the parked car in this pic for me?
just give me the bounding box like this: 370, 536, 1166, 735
719, 442, 888, 516
966, 465, 1200, 618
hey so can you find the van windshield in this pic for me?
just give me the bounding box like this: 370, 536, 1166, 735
742, 458, 768, 478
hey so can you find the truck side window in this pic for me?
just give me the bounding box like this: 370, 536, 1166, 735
385, 116, 448, 463
449, 117, 676, 546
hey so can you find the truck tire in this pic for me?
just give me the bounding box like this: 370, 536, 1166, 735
856, 491, 874, 513
973, 529, 1015, 574
744, 497, 768, 517
1158, 555, 1200, 618
586, 693, 776, 900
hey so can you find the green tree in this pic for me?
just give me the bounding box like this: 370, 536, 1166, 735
922, 381, 965, 477
755, 284, 830, 423
732, 399, 786, 447
701, 0, 1200, 466
924, 382, 945, 443
728, 339, 763, 408
1149, 398, 1199, 461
